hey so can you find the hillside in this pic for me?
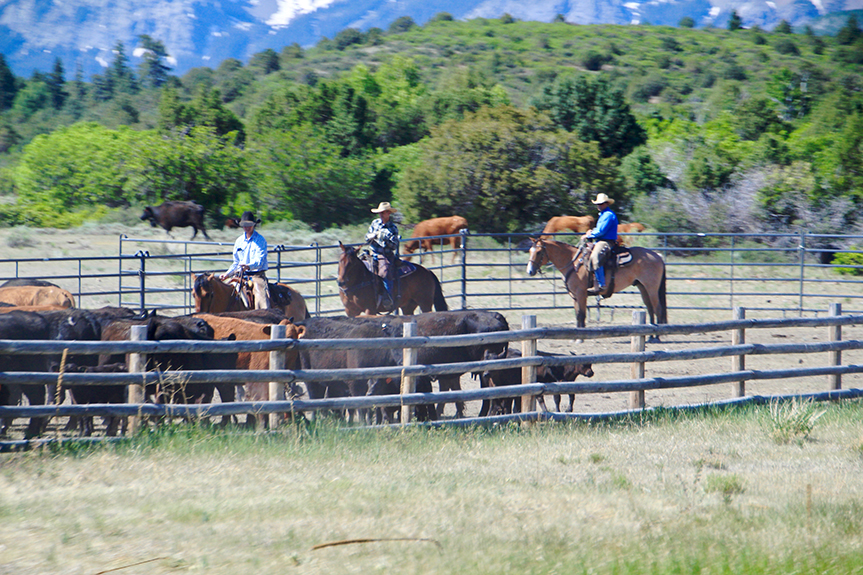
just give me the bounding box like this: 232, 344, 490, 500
1, 0, 861, 78
0, 16, 862, 240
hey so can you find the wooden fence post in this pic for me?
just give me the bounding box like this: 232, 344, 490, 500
268, 323, 287, 430
732, 307, 746, 397
521, 315, 538, 414
127, 324, 147, 434
829, 303, 842, 390
400, 321, 418, 425
630, 311, 646, 409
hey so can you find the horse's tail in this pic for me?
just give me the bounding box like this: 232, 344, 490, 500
432, 273, 448, 311
658, 267, 668, 324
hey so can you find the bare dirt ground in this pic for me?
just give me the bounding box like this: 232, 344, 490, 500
2, 225, 861, 435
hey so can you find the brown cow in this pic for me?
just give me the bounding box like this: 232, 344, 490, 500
402, 216, 469, 264
618, 222, 646, 233
192, 314, 306, 427
540, 215, 596, 239
0, 286, 74, 308
141, 201, 210, 240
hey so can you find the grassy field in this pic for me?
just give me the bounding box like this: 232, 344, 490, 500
2, 402, 863, 574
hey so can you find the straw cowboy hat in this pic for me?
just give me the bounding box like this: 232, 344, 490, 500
371, 202, 398, 214
238, 211, 262, 226
591, 193, 615, 206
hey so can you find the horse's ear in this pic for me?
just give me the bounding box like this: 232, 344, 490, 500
338, 241, 345, 250
296, 325, 306, 338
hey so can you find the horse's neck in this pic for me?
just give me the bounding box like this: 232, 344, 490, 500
545, 242, 580, 272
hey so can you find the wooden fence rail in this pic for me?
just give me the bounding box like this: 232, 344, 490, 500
1, 306, 862, 436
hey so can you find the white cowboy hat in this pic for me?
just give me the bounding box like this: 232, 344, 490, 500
371, 202, 398, 213
591, 193, 615, 206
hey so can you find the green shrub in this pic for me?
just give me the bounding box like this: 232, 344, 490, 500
765, 398, 825, 445
704, 473, 744, 504
833, 246, 863, 275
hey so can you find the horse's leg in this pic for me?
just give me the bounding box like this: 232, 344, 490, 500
635, 280, 663, 343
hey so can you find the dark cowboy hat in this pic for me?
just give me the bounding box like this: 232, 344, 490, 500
239, 211, 261, 226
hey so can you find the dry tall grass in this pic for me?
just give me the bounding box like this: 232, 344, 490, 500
2, 402, 863, 574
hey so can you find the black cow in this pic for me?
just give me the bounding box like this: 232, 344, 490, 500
141, 201, 210, 240
0, 311, 52, 438
394, 311, 509, 419
479, 349, 594, 415
92, 315, 236, 435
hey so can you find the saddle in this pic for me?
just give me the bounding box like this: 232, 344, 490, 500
584, 241, 633, 299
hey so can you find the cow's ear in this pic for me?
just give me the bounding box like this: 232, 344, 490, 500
146, 317, 158, 340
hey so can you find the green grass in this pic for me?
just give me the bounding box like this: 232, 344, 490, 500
3, 402, 863, 573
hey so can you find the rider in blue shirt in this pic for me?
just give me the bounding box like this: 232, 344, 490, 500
584, 193, 619, 295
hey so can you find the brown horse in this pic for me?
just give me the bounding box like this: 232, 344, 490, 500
191, 273, 309, 319
618, 222, 646, 234
402, 215, 469, 264
526, 238, 667, 329
337, 242, 448, 316
540, 215, 596, 239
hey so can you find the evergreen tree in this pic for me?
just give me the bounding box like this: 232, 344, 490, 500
532, 75, 646, 158
774, 20, 793, 34
728, 10, 742, 31
108, 42, 138, 94
837, 15, 862, 45
46, 57, 68, 109
679, 17, 695, 28
137, 35, 172, 88
0, 54, 16, 111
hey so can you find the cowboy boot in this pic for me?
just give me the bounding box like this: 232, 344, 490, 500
587, 267, 606, 295
380, 279, 396, 312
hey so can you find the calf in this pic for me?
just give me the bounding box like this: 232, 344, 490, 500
479, 349, 593, 415
141, 200, 210, 240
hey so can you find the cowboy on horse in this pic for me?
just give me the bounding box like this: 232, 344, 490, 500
220, 211, 271, 309
364, 202, 400, 312
583, 193, 619, 296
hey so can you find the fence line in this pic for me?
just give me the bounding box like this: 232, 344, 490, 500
1, 307, 861, 435
4, 231, 863, 318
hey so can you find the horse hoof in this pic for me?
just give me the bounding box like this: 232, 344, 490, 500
647, 336, 661, 344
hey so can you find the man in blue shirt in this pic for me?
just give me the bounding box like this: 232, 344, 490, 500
365, 202, 400, 311
221, 211, 270, 309
584, 193, 619, 296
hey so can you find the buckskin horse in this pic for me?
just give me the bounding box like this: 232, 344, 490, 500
526, 238, 667, 331
337, 242, 448, 316
191, 273, 309, 319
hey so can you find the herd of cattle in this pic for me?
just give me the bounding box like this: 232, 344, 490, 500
0, 277, 596, 438
0, 205, 641, 438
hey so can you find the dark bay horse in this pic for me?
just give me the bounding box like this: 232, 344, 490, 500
526, 238, 667, 328
337, 242, 448, 316
191, 273, 309, 319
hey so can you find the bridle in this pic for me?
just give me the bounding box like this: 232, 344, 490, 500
337, 246, 376, 295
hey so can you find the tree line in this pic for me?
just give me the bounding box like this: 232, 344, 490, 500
0, 13, 862, 237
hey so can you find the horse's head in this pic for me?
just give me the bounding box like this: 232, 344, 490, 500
191, 273, 215, 312
526, 238, 548, 276
337, 242, 364, 286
